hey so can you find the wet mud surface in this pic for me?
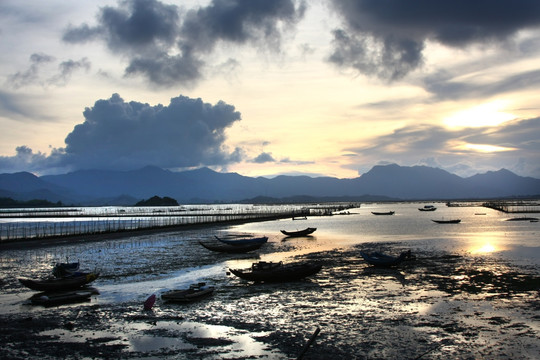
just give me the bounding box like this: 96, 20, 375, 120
1, 233, 539, 359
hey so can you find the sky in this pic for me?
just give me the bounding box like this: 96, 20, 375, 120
1, 0, 540, 179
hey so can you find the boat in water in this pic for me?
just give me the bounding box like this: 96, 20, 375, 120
432, 219, 461, 224
418, 205, 437, 211
229, 261, 322, 282
280, 227, 317, 237
371, 211, 395, 215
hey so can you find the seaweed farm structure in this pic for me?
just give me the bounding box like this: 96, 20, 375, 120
0, 203, 356, 243
482, 200, 540, 213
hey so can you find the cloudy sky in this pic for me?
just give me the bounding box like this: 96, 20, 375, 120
1, 0, 540, 179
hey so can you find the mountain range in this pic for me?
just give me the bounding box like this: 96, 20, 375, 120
0, 164, 539, 205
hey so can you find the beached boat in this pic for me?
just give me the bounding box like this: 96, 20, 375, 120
506, 217, 539, 222
371, 211, 395, 215
52, 261, 80, 278
418, 205, 437, 211
360, 250, 413, 267
19, 272, 99, 292
199, 240, 264, 253
432, 219, 461, 224
161, 283, 215, 303
280, 227, 317, 237
229, 261, 322, 282
29, 288, 97, 307
215, 235, 268, 246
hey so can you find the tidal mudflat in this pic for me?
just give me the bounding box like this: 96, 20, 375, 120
1, 204, 539, 359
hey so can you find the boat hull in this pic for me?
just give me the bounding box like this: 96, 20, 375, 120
19, 273, 99, 292
230, 261, 322, 282
280, 227, 317, 237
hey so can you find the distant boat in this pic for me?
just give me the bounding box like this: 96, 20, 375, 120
280, 227, 317, 237
418, 205, 437, 211
432, 219, 461, 224
161, 283, 214, 303
215, 235, 268, 246
229, 261, 322, 282
475, 213, 487, 215
198, 240, 264, 253
292, 216, 308, 220
371, 211, 395, 215
360, 250, 413, 267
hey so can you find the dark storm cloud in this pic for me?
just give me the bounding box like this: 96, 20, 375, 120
328, 0, 540, 80
0, 93, 244, 173
58, 93, 242, 170
62, 0, 305, 86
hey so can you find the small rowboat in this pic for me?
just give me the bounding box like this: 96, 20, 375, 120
432, 219, 461, 224
229, 261, 322, 282
215, 235, 268, 246
360, 250, 413, 267
199, 240, 264, 253
19, 272, 99, 292
29, 289, 97, 307
371, 211, 395, 215
161, 283, 215, 303
280, 227, 317, 237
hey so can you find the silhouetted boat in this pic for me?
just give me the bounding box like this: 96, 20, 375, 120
19, 272, 99, 292
215, 235, 268, 246
371, 211, 395, 215
199, 240, 264, 253
432, 219, 461, 224
360, 250, 413, 267
229, 261, 322, 282
29, 288, 97, 307
52, 261, 80, 278
280, 227, 317, 237
418, 205, 436, 211
161, 283, 214, 303
506, 217, 539, 221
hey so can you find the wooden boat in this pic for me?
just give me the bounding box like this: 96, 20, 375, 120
418, 205, 437, 211
280, 227, 317, 237
229, 261, 322, 282
161, 283, 215, 303
506, 217, 539, 221
19, 272, 99, 292
360, 250, 412, 267
52, 261, 80, 278
199, 240, 264, 253
432, 219, 461, 224
371, 211, 395, 215
215, 235, 268, 246
29, 288, 97, 307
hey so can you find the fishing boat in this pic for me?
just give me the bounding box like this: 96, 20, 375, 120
161, 283, 215, 303
198, 240, 264, 253
215, 235, 268, 246
52, 261, 80, 278
371, 211, 395, 215
229, 261, 322, 282
418, 205, 437, 211
19, 272, 99, 292
360, 250, 413, 267
28, 288, 97, 307
280, 227, 317, 237
432, 219, 461, 224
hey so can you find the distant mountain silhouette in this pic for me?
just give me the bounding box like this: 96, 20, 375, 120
1, 164, 539, 205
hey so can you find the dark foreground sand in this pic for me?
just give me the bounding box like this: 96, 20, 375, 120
1, 235, 539, 359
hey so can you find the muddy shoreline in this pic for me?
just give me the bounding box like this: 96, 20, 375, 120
2, 237, 539, 359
